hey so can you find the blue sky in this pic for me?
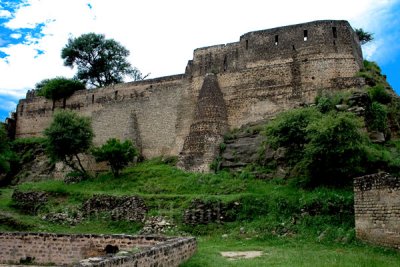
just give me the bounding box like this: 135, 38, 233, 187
0, 0, 399, 121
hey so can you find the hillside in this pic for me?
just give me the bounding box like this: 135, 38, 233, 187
1, 158, 400, 266
0, 60, 400, 266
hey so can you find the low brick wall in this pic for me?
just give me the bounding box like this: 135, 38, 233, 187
0, 232, 196, 266
354, 172, 400, 249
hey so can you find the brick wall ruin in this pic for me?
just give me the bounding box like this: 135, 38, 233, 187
354, 173, 400, 249
11, 20, 364, 171
0, 232, 196, 266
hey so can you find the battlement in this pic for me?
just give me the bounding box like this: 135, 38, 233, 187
188, 20, 362, 77
11, 20, 365, 169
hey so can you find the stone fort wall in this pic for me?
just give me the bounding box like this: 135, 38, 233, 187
354, 173, 400, 249
0, 232, 196, 266
13, 20, 364, 170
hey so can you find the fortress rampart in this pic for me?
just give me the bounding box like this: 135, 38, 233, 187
12, 20, 364, 171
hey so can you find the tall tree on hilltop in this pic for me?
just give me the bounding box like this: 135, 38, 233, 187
61, 33, 145, 88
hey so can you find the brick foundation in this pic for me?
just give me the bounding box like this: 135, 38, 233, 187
0, 232, 196, 266
354, 173, 400, 249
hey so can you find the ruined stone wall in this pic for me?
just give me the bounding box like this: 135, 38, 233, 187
354, 173, 400, 249
0, 232, 196, 266
16, 75, 190, 158
188, 20, 363, 128
13, 20, 363, 165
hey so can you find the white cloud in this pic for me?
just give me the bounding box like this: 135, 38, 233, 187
0, 0, 398, 104
0, 10, 12, 18
10, 33, 22, 39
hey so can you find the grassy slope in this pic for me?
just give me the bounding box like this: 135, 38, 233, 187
0, 158, 399, 266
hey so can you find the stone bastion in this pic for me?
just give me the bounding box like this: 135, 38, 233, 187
0, 232, 196, 266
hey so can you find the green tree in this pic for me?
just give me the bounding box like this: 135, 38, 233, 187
92, 138, 138, 177
265, 107, 322, 162
368, 102, 388, 132
303, 112, 366, 186
35, 77, 85, 101
355, 28, 374, 45
61, 33, 144, 88
0, 124, 12, 175
44, 110, 94, 177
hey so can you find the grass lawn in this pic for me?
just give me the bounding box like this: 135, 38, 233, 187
1, 159, 399, 266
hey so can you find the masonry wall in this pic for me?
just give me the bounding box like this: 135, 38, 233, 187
13, 20, 363, 163
354, 173, 400, 249
16, 75, 191, 158
0, 232, 196, 266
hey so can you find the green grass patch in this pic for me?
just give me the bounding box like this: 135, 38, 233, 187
1, 158, 399, 266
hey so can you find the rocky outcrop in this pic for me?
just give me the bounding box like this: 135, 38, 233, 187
183, 199, 240, 225
81, 195, 148, 222
139, 216, 176, 234
220, 133, 264, 170
11, 190, 48, 215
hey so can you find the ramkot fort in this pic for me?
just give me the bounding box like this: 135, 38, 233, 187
13, 20, 364, 172
2, 20, 400, 265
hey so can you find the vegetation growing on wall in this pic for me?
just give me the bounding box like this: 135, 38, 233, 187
35, 77, 86, 101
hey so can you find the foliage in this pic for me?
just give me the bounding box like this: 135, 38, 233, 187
35, 77, 85, 101
61, 33, 145, 88
368, 102, 388, 132
315, 91, 351, 113
0, 125, 15, 176
263, 107, 367, 186
265, 107, 321, 163
92, 138, 138, 177
357, 60, 388, 88
302, 112, 365, 186
44, 110, 93, 177
2, 157, 400, 265
368, 85, 392, 104
354, 28, 374, 45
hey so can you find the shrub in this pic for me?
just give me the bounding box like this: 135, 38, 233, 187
368, 102, 388, 132
368, 85, 392, 104
36, 77, 85, 101
92, 138, 138, 177
264, 107, 321, 162
0, 125, 17, 180
303, 112, 366, 186
44, 110, 93, 177
263, 107, 368, 187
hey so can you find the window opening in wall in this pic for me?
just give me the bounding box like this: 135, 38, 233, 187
104, 245, 119, 254
304, 30, 308, 41
333, 40, 336, 46
114, 91, 118, 100
275, 35, 278, 45
63, 98, 66, 109
332, 27, 337, 38
92, 94, 95, 104
20, 104, 24, 116
223, 55, 228, 71
245, 40, 248, 50
292, 45, 296, 51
